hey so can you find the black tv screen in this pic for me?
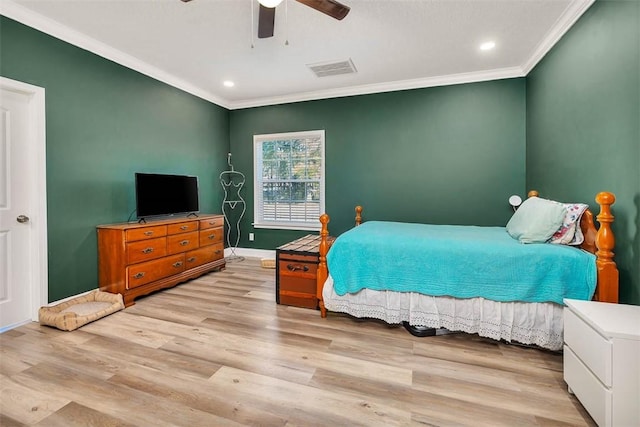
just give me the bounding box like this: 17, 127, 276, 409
135, 173, 199, 219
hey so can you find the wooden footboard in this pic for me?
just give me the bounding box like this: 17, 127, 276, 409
316, 192, 619, 318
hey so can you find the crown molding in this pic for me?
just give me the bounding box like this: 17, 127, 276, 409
0, 0, 230, 108
521, 0, 595, 74
227, 66, 526, 110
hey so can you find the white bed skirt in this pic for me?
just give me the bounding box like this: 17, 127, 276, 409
323, 276, 564, 351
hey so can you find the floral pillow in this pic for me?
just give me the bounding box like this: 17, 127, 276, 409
549, 203, 589, 245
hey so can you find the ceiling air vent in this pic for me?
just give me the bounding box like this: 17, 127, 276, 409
307, 58, 357, 78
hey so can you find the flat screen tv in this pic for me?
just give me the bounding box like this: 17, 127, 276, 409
135, 173, 199, 219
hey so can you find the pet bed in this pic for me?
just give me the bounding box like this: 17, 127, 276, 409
39, 290, 124, 331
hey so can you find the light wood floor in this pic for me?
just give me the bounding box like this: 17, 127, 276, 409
1, 258, 595, 426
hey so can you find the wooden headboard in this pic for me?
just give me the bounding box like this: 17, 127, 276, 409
316, 191, 619, 318
526, 191, 618, 303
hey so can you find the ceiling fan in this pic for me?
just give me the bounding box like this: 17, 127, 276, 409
180, 0, 350, 39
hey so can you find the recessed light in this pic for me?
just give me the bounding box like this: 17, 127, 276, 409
480, 41, 496, 51
223, 80, 235, 88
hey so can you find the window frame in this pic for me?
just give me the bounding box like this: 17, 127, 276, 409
253, 130, 326, 231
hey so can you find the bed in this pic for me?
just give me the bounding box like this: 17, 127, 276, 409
315, 191, 619, 350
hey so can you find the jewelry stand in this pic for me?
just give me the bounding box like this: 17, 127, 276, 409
220, 153, 246, 262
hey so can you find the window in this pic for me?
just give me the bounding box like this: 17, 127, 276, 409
254, 130, 325, 231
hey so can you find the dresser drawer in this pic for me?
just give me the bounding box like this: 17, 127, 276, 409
200, 217, 224, 230
125, 225, 167, 242
564, 345, 612, 426
126, 237, 167, 264
199, 228, 223, 246
210, 242, 224, 261
126, 254, 186, 289
564, 308, 612, 386
167, 231, 199, 255
168, 221, 198, 235
185, 244, 224, 268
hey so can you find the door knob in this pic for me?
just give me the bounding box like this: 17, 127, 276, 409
16, 215, 30, 223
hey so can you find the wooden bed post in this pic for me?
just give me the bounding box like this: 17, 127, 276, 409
594, 192, 618, 303
317, 206, 363, 318
355, 206, 363, 226
317, 213, 330, 318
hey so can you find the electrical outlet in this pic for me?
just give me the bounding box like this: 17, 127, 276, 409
248, 233, 254, 241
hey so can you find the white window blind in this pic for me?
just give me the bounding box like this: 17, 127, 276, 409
253, 130, 325, 231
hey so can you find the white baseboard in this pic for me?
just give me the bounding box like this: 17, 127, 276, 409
0, 318, 33, 334
225, 247, 276, 260
44, 289, 97, 307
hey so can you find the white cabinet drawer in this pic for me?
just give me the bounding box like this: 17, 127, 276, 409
564, 345, 612, 427
564, 308, 612, 386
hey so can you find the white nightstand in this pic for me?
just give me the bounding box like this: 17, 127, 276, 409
563, 299, 640, 427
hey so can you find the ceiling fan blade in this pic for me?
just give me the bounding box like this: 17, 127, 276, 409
295, 0, 350, 20
258, 5, 276, 38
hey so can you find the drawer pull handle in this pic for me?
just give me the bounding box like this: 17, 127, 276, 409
209, 221, 216, 225
208, 234, 216, 240
144, 231, 154, 236
173, 261, 183, 268
180, 225, 188, 230
133, 272, 145, 279
180, 240, 190, 246
287, 264, 309, 272
187, 257, 197, 263
142, 247, 154, 254
215, 250, 222, 255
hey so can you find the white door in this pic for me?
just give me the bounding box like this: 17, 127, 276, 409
0, 78, 47, 332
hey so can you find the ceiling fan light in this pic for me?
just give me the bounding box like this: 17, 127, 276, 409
258, 0, 283, 8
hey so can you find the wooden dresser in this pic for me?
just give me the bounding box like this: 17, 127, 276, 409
97, 214, 225, 306
276, 234, 333, 309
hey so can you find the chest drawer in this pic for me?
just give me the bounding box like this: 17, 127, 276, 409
564, 308, 612, 386
278, 258, 318, 280
127, 254, 185, 289
279, 273, 318, 309
168, 221, 198, 234
200, 217, 224, 230
167, 231, 199, 255
280, 274, 316, 295
126, 237, 167, 264
199, 228, 223, 246
125, 225, 167, 242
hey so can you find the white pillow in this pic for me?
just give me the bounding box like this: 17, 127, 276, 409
506, 197, 567, 243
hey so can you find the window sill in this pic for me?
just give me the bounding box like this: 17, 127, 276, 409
253, 223, 321, 232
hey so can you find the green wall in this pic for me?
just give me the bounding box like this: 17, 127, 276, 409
0, 17, 230, 302
526, 0, 640, 304
230, 79, 526, 248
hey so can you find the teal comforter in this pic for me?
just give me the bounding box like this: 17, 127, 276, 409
327, 221, 596, 305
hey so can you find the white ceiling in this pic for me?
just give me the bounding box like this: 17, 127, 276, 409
2, 0, 594, 109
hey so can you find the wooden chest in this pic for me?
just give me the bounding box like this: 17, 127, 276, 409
276, 234, 333, 309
